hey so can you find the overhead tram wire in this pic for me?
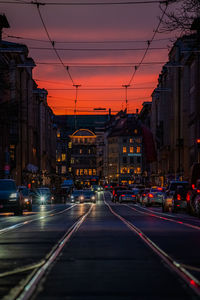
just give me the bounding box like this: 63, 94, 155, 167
35, 61, 166, 67
3, 33, 176, 44
34, 2, 75, 85
127, 1, 169, 86
0, 1, 170, 6
29, 46, 167, 51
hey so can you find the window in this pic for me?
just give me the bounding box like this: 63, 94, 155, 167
80, 169, 83, 175
61, 166, 66, 174
137, 157, 141, 163
89, 169, 92, 175
70, 158, 74, 164
57, 130, 60, 138
134, 129, 138, 134
84, 169, 88, 175
136, 146, 141, 153
69, 167, 72, 172
76, 169, 79, 176
130, 157, 134, 164
80, 149, 82, 154
61, 153, 66, 161
123, 146, 127, 153
130, 146, 134, 153
130, 138, 133, 143
93, 169, 96, 175
68, 142, 72, 148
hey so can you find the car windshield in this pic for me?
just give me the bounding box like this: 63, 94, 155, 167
122, 191, 136, 195
0, 180, 16, 191
72, 190, 84, 196
20, 189, 29, 196
36, 188, 50, 194
83, 191, 95, 196
170, 182, 189, 191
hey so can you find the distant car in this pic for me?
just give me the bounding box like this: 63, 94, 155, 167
91, 185, 103, 192
18, 186, 32, 211
0, 179, 23, 215
171, 185, 190, 213
70, 190, 96, 203
112, 186, 128, 202
143, 186, 165, 207
33, 187, 54, 205
118, 190, 138, 203
162, 181, 189, 212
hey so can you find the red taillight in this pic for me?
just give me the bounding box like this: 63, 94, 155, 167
197, 190, 200, 194
148, 193, 154, 198
192, 184, 195, 189
157, 187, 162, 191
177, 194, 181, 200
105, 186, 108, 188
121, 195, 125, 197
142, 194, 146, 196
186, 193, 190, 202
131, 195, 135, 197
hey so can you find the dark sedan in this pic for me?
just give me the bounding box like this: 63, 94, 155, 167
0, 179, 23, 215
118, 190, 138, 203
70, 190, 96, 203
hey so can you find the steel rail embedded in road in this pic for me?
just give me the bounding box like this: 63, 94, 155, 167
125, 204, 200, 231
104, 199, 200, 297
6, 204, 94, 300
0, 205, 76, 236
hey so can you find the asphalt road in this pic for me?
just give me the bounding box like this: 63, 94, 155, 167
0, 191, 200, 300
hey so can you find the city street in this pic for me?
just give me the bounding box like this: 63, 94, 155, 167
0, 191, 200, 299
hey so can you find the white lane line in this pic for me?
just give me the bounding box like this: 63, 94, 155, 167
126, 204, 200, 231
0, 205, 77, 236
104, 199, 200, 297
16, 204, 93, 300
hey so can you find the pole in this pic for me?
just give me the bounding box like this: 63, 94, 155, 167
122, 84, 130, 112
73, 84, 81, 130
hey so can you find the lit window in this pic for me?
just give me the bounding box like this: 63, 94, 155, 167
123, 146, 127, 153
69, 167, 72, 172
71, 158, 74, 164
136, 167, 141, 173
57, 130, 60, 138
68, 142, 72, 148
84, 169, 88, 175
130, 138, 133, 143
80, 169, 83, 175
93, 169, 96, 175
76, 169, 79, 175
89, 169, 92, 175
136, 146, 141, 153
130, 146, 134, 153
61, 154, 66, 161
61, 166, 66, 174
80, 149, 82, 154
56, 155, 61, 162
134, 129, 138, 134
33, 148, 36, 156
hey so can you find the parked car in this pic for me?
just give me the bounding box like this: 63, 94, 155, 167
0, 179, 23, 215
91, 185, 103, 192
118, 190, 138, 203
33, 187, 54, 205
70, 190, 96, 203
18, 186, 32, 211
162, 181, 189, 212
143, 186, 165, 207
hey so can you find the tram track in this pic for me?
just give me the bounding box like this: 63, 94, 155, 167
0, 204, 76, 236
125, 204, 200, 231
104, 197, 200, 297
2, 204, 94, 300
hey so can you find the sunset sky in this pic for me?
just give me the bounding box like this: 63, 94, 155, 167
0, 0, 179, 115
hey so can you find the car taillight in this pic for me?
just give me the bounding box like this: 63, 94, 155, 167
177, 194, 181, 200
142, 194, 146, 196
131, 195, 135, 197
148, 193, 154, 198
121, 195, 125, 197
197, 190, 200, 194
186, 193, 190, 202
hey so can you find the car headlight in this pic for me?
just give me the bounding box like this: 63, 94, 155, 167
10, 193, 17, 198
40, 196, 45, 201
80, 196, 84, 200
24, 198, 29, 202
91, 196, 95, 200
